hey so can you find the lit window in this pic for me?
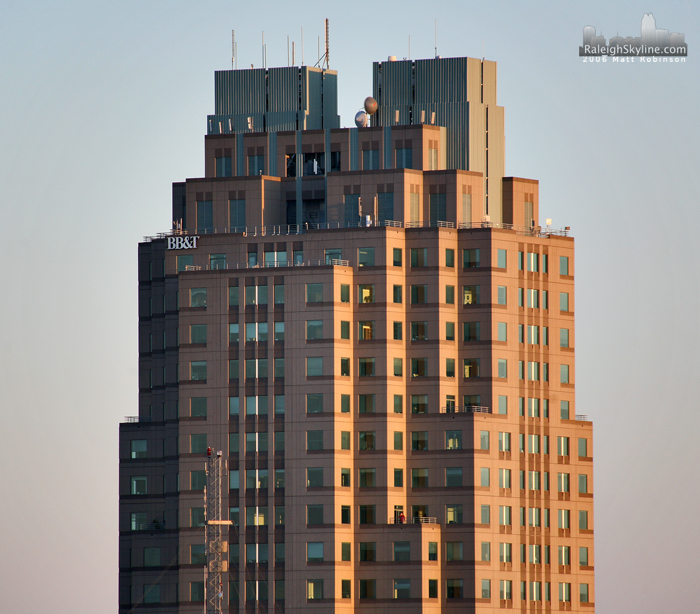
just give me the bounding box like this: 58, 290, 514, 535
445, 430, 462, 450
130, 476, 147, 495
359, 284, 375, 303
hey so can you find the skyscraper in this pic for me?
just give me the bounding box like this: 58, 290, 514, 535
119, 55, 594, 613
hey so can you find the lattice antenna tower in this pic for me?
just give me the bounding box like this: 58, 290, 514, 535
205, 448, 231, 614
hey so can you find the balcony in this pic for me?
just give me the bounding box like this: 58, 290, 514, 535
440, 406, 492, 414
389, 516, 438, 525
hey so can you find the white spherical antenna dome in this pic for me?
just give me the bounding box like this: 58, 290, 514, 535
355, 111, 368, 128
364, 97, 378, 115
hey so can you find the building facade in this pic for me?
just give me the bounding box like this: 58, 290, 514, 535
119, 57, 594, 613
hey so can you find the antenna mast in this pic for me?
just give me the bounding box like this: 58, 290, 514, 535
205, 448, 231, 614
325, 18, 330, 68
231, 30, 235, 69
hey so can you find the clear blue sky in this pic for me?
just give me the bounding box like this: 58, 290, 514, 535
0, 1, 698, 612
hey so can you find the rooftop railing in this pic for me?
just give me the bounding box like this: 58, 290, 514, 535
575, 414, 589, 421
183, 258, 350, 272
440, 405, 492, 414
143, 220, 569, 242
124, 416, 152, 423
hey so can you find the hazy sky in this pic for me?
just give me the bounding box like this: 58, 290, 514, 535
1, 1, 698, 612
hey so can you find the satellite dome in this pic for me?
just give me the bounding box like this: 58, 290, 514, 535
354, 111, 368, 128
364, 97, 378, 115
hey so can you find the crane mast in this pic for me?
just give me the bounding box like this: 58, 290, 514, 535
205, 448, 230, 614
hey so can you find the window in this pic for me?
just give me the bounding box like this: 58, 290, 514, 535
307, 579, 323, 600
359, 431, 376, 450
190, 360, 207, 381
558, 472, 570, 493
580, 547, 589, 566
392, 321, 403, 340
307, 505, 324, 525
410, 248, 428, 267
527, 288, 539, 308
579, 474, 588, 494
306, 357, 323, 377
216, 156, 232, 178
480, 467, 491, 487
359, 284, 375, 303
446, 541, 463, 561
558, 436, 570, 456
482, 579, 491, 599
359, 542, 376, 561
359, 505, 376, 524
446, 321, 455, 340
463, 358, 480, 377
228, 286, 239, 308
411, 358, 427, 377
307, 430, 323, 451
579, 510, 589, 530
496, 285, 507, 305
274, 358, 284, 379
561, 364, 570, 384
497, 359, 508, 378
527, 252, 539, 272
394, 468, 404, 487
463, 248, 480, 267
411, 321, 427, 341
359, 321, 375, 340
359, 394, 375, 412
446, 467, 462, 487
392, 284, 403, 303
499, 431, 511, 452
499, 505, 512, 526
358, 247, 375, 267
341, 579, 351, 599
245, 285, 268, 306
307, 542, 324, 562
499, 468, 512, 488
324, 248, 341, 264
497, 248, 507, 268
396, 147, 413, 169
446, 579, 463, 599
306, 283, 323, 303
500, 580, 513, 600
340, 468, 350, 487
560, 256, 570, 275
341, 542, 351, 561
560, 328, 570, 348
580, 583, 589, 603
340, 284, 350, 302
412, 468, 428, 488
446, 430, 462, 450
191, 507, 206, 527
274, 322, 284, 342
410, 285, 427, 303
393, 248, 402, 266
341, 431, 350, 450
559, 583, 571, 603
445, 358, 455, 377
359, 579, 376, 599
560, 292, 570, 311
558, 509, 571, 529
464, 321, 480, 341
394, 394, 404, 413
528, 361, 540, 381
189, 324, 207, 344
528, 325, 539, 345
393, 358, 403, 376
130, 476, 147, 495
306, 320, 323, 340
340, 358, 350, 376
245, 322, 268, 343
463, 285, 479, 304
412, 431, 428, 451
245, 358, 267, 379
130, 440, 147, 458
359, 468, 376, 487
362, 148, 379, 170
579, 437, 588, 457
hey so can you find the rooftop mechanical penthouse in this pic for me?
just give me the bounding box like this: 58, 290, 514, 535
119, 55, 594, 614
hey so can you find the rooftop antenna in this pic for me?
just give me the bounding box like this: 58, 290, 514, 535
292, 41, 296, 65
315, 19, 330, 69
325, 18, 329, 68
434, 20, 437, 57
232, 30, 235, 70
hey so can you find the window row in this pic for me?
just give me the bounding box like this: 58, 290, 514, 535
305, 429, 490, 452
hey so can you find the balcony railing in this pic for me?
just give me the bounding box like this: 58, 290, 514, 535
183, 258, 349, 272
389, 516, 438, 524
575, 414, 589, 421
440, 405, 492, 414
144, 220, 569, 242
123, 416, 152, 423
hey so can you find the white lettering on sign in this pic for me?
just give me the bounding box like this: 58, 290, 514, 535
167, 236, 200, 250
